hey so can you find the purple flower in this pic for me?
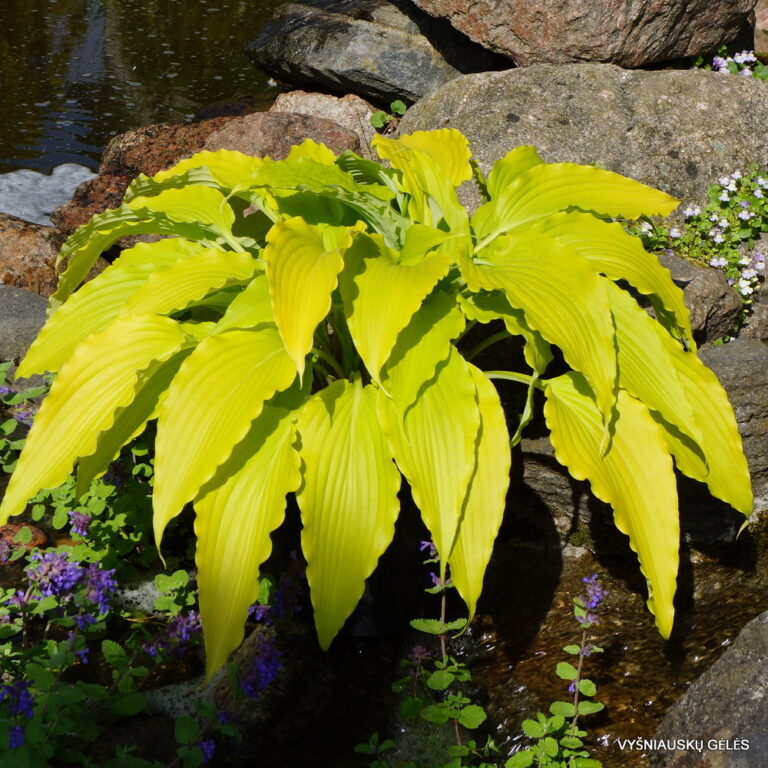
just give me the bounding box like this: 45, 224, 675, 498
198, 738, 216, 763
248, 603, 270, 623
419, 540, 438, 559
0, 680, 34, 719
568, 681, 577, 694
240, 635, 282, 699
0, 385, 13, 396
0, 539, 11, 565
75, 613, 97, 630
68, 511, 91, 538
167, 610, 201, 644
583, 574, 608, 611
9, 724, 25, 749
82, 564, 116, 616
26, 551, 83, 597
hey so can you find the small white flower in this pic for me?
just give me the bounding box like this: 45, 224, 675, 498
709, 257, 728, 268
731, 169, 743, 180
718, 218, 730, 228
639, 221, 653, 233
737, 279, 754, 295
683, 205, 701, 218
738, 210, 753, 220
758, 177, 768, 188
740, 67, 753, 77
754, 188, 764, 198
726, 181, 738, 192
718, 176, 731, 186
719, 191, 730, 201
669, 227, 682, 238
709, 212, 720, 222
740, 254, 752, 265
713, 234, 725, 243
742, 268, 758, 279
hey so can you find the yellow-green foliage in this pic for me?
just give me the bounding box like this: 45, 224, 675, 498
0, 130, 752, 677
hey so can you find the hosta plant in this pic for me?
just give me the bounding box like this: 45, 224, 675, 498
0, 130, 752, 678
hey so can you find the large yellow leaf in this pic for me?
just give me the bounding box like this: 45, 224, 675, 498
75, 351, 190, 494
486, 146, 545, 200
195, 403, 301, 676
18, 239, 206, 377
656, 351, 753, 517
526, 211, 694, 348
121, 248, 259, 317
378, 348, 480, 573
263, 218, 353, 379
339, 233, 451, 387
472, 161, 679, 243
373, 132, 470, 232
152, 327, 297, 546
136, 149, 265, 191
380, 287, 466, 414
449, 364, 511, 617
297, 380, 400, 649
472, 233, 617, 421
544, 373, 679, 637
212, 273, 275, 334
0, 315, 187, 523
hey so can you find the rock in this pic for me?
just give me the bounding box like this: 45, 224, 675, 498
247, 0, 509, 106
0, 214, 108, 298
0, 164, 95, 226
409, 0, 755, 68
650, 611, 768, 767
657, 251, 743, 345
0, 286, 47, 362
270, 90, 378, 158
698, 339, 768, 518
52, 113, 360, 236
740, 284, 768, 343
397, 65, 768, 209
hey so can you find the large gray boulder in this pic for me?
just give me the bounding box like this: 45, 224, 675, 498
0, 286, 47, 362
247, 0, 509, 106
650, 611, 768, 767
398, 65, 768, 208
408, 0, 755, 68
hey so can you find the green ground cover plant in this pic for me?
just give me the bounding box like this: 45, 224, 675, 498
0, 128, 752, 697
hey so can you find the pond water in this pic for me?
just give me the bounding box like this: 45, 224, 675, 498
0, 0, 284, 174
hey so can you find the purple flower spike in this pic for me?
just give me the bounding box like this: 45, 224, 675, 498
9, 724, 25, 749
240, 635, 282, 700
68, 510, 92, 538
198, 738, 216, 763
0, 680, 34, 719
26, 551, 83, 598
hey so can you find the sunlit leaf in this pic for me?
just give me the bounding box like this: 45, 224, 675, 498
297, 380, 400, 648
544, 373, 678, 636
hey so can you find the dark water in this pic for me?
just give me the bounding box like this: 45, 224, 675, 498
0, 0, 284, 174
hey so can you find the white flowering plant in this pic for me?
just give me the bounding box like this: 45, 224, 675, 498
693, 47, 768, 81
630, 166, 767, 302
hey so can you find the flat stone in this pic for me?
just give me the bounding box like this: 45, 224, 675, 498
247, 0, 509, 105
409, 0, 755, 68
0, 286, 47, 362
650, 611, 768, 766
398, 65, 768, 210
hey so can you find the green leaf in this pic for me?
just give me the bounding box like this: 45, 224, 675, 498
339, 232, 450, 387
0, 315, 186, 524
194, 402, 300, 677
457, 704, 486, 729
571, 759, 603, 768
577, 700, 604, 716
577, 679, 597, 697
426, 670, 455, 691
420, 703, 451, 725
390, 100, 407, 116
370, 111, 388, 129
544, 373, 679, 638
486, 146, 545, 200
174, 715, 200, 746
297, 380, 400, 649
559, 736, 585, 749
264, 217, 354, 378
542, 737, 559, 757
505, 751, 534, 768
556, 662, 578, 680
399, 696, 424, 719
522, 719, 544, 739
109, 692, 146, 716
549, 701, 576, 718
563, 644, 581, 655
153, 326, 297, 548
101, 639, 127, 666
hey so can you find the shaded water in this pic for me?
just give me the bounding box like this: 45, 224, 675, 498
0, 0, 284, 174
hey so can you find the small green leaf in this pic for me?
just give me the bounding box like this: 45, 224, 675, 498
563, 644, 581, 655
577, 700, 605, 715
109, 692, 146, 716
556, 661, 578, 680
390, 100, 407, 116
370, 111, 389, 129
560, 736, 584, 749
457, 704, 486, 729
572, 759, 604, 768
521, 719, 544, 739
399, 696, 423, 719
101, 639, 127, 666
505, 751, 534, 768
542, 737, 559, 757
577, 678, 597, 697
420, 703, 451, 724
549, 701, 576, 718
426, 669, 455, 690
175, 715, 200, 746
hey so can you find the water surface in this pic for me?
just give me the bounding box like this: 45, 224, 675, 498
0, 0, 284, 174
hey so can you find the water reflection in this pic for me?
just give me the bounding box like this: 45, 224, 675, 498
0, 0, 283, 173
